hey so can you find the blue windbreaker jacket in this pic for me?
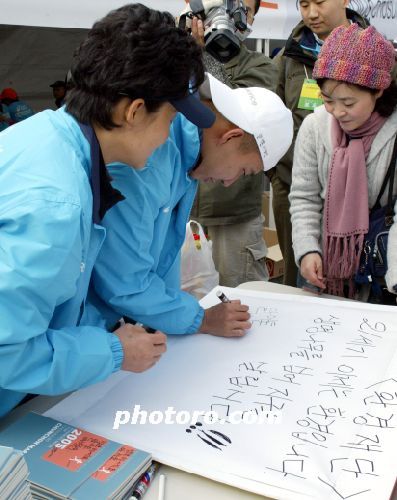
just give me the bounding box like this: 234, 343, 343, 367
7, 100, 34, 122
91, 114, 205, 334
0, 108, 123, 417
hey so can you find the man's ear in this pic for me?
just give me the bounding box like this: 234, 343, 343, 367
125, 98, 145, 126
218, 127, 244, 145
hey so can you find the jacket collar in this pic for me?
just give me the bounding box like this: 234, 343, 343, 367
224, 44, 249, 71
79, 123, 125, 224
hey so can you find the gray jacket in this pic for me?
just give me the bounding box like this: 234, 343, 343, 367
289, 106, 397, 292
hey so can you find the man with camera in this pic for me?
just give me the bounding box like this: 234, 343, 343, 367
187, 0, 279, 288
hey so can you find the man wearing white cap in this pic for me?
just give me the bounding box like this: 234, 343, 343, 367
192, 73, 291, 183
90, 73, 292, 338
188, 1, 278, 289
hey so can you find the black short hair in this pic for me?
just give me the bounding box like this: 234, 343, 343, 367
66, 3, 204, 129
317, 78, 397, 118
254, 0, 261, 15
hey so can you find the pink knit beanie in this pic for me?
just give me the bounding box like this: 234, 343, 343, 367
313, 24, 395, 90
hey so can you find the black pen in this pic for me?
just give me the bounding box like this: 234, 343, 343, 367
216, 290, 231, 303
110, 316, 156, 333
134, 322, 156, 333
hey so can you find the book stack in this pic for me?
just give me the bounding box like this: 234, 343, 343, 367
0, 445, 32, 499
0, 412, 151, 499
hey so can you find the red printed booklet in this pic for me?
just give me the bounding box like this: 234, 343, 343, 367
0, 412, 151, 499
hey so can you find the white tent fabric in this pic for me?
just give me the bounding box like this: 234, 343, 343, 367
2, 1, 396, 40
2, 0, 300, 40
0, 25, 87, 111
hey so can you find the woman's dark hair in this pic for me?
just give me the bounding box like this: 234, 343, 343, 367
66, 3, 204, 129
371, 80, 397, 117
316, 78, 397, 118
254, 0, 261, 15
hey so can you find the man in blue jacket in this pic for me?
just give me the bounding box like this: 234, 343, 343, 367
0, 88, 34, 123
0, 102, 11, 131
91, 74, 293, 337
0, 4, 213, 418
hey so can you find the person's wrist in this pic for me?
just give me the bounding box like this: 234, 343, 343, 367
299, 251, 321, 265
199, 310, 210, 334
110, 333, 124, 372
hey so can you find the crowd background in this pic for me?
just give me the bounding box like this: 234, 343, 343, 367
0, 23, 286, 113
1, 2, 397, 301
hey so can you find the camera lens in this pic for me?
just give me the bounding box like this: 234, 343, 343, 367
205, 30, 241, 62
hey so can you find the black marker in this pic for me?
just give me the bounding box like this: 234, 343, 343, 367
216, 290, 231, 303
134, 321, 156, 334
110, 316, 156, 333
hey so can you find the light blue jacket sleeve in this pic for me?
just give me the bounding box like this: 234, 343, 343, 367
0, 199, 123, 396
93, 164, 204, 335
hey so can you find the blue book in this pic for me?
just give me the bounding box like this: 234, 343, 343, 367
0, 413, 151, 499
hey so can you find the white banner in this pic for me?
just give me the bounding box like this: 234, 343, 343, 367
2, 0, 397, 40
46, 287, 397, 500
252, 0, 397, 40
348, 0, 397, 39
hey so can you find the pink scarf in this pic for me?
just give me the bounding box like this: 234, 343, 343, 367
323, 112, 387, 297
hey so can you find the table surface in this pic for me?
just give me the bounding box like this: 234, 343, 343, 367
0, 281, 395, 500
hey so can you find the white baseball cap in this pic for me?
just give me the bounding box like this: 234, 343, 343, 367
199, 73, 293, 171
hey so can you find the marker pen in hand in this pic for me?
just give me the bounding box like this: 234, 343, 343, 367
216, 290, 231, 303
110, 317, 156, 333
135, 322, 156, 334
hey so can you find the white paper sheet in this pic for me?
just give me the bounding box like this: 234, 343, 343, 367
46, 288, 397, 500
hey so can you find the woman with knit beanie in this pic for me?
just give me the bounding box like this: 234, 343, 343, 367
289, 24, 397, 303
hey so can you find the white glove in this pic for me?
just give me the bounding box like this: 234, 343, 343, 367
178, 0, 224, 29
197, 0, 224, 11
183, 0, 223, 15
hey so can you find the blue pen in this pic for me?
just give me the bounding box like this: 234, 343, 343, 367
130, 462, 159, 500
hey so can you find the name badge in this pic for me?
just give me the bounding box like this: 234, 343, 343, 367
298, 79, 323, 111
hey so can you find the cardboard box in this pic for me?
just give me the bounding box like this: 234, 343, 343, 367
263, 227, 278, 247
263, 227, 284, 279
265, 245, 284, 279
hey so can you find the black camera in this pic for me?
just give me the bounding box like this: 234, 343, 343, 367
181, 0, 252, 63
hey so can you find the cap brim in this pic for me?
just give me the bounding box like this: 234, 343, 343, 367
170, 93, 215, 129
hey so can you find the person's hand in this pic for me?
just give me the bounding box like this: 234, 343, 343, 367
114, 324, 167, 372
300, 253, 326, 293
200, 301, 251, 337
191, 17, 205, 47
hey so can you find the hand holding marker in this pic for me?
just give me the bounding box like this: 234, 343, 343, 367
213, 289, 251, 336
111, 317, 166, 373
111, 316, 156, 333
216, 290, 231, 303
